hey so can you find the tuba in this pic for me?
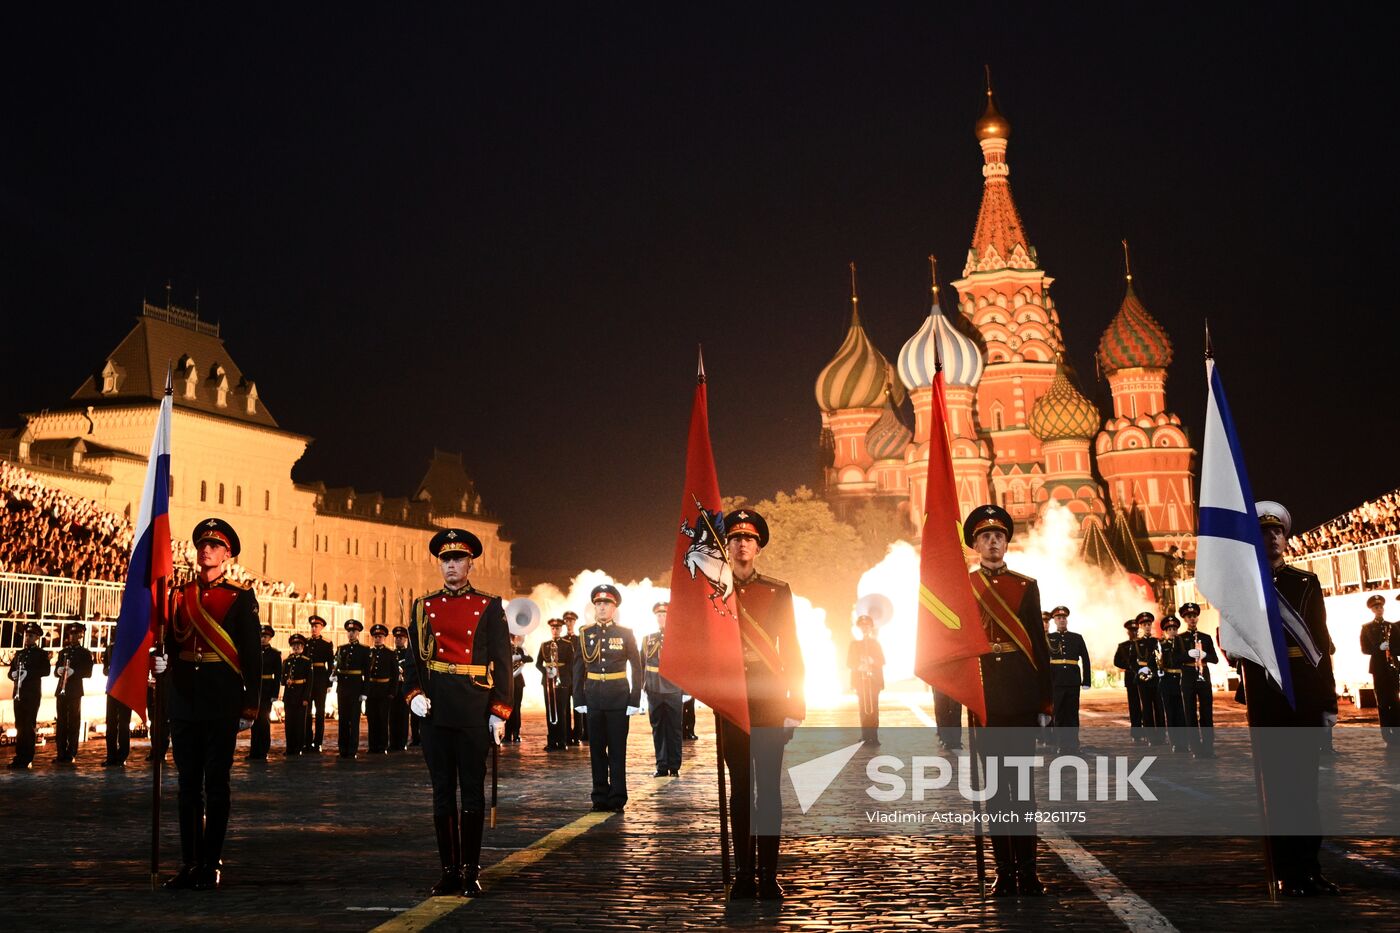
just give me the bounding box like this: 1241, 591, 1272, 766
852, 594, 891, 718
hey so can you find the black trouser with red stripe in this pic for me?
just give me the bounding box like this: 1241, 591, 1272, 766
171, 717, 239, 869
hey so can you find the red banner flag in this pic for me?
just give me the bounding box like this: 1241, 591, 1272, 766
914, 370, 989, 724
659, 352, 750, 733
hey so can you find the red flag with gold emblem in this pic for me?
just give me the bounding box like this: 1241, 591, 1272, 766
914, 369, 990, 723
659, 351, 750, 733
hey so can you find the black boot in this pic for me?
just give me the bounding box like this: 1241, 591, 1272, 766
756, 836, 784, 899
728, 834, 756, 899
429, 813, 463, 896
991, 836, 1017, 897
194, 861, 223, 890
1015, 837, 1045, 896
163, 865, 198, 890
461, 810, 485, 896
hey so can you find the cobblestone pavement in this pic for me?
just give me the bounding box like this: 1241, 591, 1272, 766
2, 689, 1398, 932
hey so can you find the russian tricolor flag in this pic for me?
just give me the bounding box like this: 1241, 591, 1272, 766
1194, 356, 1295, 707
106, 375, 173, 719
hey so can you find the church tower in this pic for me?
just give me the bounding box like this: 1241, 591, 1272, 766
897, 258, 990, 533
950, 76, 1063, 526
1028, 357, 1107, 528
1094, 246, 1197, 556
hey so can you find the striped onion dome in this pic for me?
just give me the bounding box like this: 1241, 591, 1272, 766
897, 293, 985, 389
1029, 358, 1100, 441
815, 308, 901, 412
1097, 283, 1173, 375
865, 387, 913, 460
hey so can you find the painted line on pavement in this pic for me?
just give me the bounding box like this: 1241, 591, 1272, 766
903, 700, 937, 729
372, 774, 678, 932
1041, 830, 1179, 932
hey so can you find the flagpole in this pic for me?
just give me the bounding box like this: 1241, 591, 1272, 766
150, 578, 167, 888
967, 712, 988, 900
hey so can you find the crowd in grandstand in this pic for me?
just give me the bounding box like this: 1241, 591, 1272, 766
1, 460, 297, 599
1289, 489, 1400, 556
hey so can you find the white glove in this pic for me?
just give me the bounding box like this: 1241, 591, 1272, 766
1188, 648, 1203, 659
238, 717, 254, 731
1081, 684, 1090, 691
626, 705, 642, 716
151, 655, 168, 674
359, 695, 368, 703
488, 714, 505, 744
410, 694, 431, 717
575, 705, 587, 714
1156, 670, 1165, 678
783, 717, 802, 729
1381, 641, 1390, 652
1038, 713, 1053, 728
59, 666, 74, 676
1323, 712, 1338, 728
682, 695, 691, 703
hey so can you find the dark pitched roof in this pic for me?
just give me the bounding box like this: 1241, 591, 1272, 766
415, 450, 483, 516
70, 303, 279, 428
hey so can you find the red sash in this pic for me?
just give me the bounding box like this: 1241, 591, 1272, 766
970, 570, 1037, 669
182, 583, 243, 676
735, 586, 783, 675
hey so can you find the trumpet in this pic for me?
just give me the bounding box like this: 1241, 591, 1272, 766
542, 639, 561, 727
857, 666, 879, 718
56, 647, 72, 697
1191, 633, 1206, 678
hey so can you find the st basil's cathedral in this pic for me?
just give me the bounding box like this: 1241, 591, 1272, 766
814, 84, 1197, 576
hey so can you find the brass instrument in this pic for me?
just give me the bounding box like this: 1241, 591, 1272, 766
9, 656, 27, 695
56, 646, 72, 697
855, 643, 879, 718
542, 639, 561, 726
1191, 632, 1206, 678
1129, 626, 1153, 682
1386, 620, 1400, 677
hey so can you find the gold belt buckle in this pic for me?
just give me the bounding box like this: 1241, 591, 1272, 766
447, 663, 458, 675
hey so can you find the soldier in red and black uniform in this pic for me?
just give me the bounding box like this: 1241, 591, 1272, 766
401, 528, 513, 897
304, 614, 334, 753
964, 505, 1052, 897
156, 518, 262, 890
719, 509, 805, 901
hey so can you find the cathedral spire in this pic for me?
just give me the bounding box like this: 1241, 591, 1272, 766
966, 70, 1033, 276
849, 260, 860, 323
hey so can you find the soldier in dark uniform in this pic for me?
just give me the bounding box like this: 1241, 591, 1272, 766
1361, 594, 1399, 745
147, 666, 171, 762
1135, 612, 1166, 744
336, 619, 370, 758
717, 510, 805, 900
504, 635, 531, 743
1046, 606, 1090, 753
1157, 616, 1189, 753
102, 647, 132, 766
536, 617, 574, 750
53, 621, 94, 764
1244, 501, 1339, 896
7, 621, 49, 769
964, 505, 1053, 897
304, 614, 334, 753
932, 689, 964, 751
1179, 602, 1218, 758
281, 634, 312, 756
364, 623, 396, 754
571, 583, 643, 812
563, 611, 586, 745
643, 600, 683, 776
848, 614, 885, 745
155, 518, 262, 889
401, 528, 513, 897
249, 625, 281, 760
390, 625, 415, 751
1113, 620, 1144, 743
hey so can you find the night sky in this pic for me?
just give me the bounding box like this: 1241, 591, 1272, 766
3, 7, 1394, 580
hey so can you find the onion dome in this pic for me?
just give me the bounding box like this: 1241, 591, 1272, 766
975, 73, 1010, 141
816, 263, 901, 411
898, 270, 985, 389
865, 387, 913, 460
1098, 243, 1173, 375
1029, 358, 1100, 441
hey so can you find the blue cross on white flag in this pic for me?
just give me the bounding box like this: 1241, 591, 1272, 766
1195, 357, 1299, 707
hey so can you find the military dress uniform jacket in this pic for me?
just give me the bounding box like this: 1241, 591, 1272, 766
1114, 637, 1160, 679
336, 643, 372, 694
305, 636, 335, 686
163, 576, 263, 721
570, 621, 643, 711
846, 639, 886, 692
394, 647, 414, 700
534, 637, 575, 692
10, 644, 50, 703
365, 646, 397, 698
1047, 631, 1091, 687
259, 646, 283, 703
642, 632, 681, 696
401, 585, 513, 729
1361, 620, 1398, 680
55, 644, 95, 696
733, 572, 806, 727
1181, 630, 1219, 683
283, 654, 313, 692
1246, 565, 1336, 725
970, 567, 1052, 725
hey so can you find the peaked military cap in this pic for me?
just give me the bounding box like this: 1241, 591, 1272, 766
344, 619, 364, 632
1179, 602, 1201, 615
288, 633, 307, 646
963, 504, 1013, 547
308, 614, 326, 627
562, 611, 578, 621
652, 601, 670, 613
590, 583, 622, 605
1255, 501, 1292, 536
260, 625, 275, 636
1123, 620, 1138, 631
547, 617, 564, 627
193, 517, 241, 558
392, 626, 409, 637
430, 528, 483, 559
1161, 615, 1181, 630
1367, 594, 1386, 609
370, 623, 389, 637
64, 621, 86, 635
1135, 611, 1156, 624
724, 509, 770, 548
22, 621, 44, 636
1050, 605, 1070, 617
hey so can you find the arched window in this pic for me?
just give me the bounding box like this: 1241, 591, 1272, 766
169, 477, 175, 498
353, 584, 358, 605
235, 486, 242, 508
321, 583, 328, 601
264, 490, 271, 510
292, 527, 298, 548
200, 481, 207, 502
218, 483, 225, 505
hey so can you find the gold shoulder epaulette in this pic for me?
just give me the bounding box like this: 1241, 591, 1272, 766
474, 589, 500, 601
221, 578, 252, 591
1003, 568, 1036, 584
755, 573, 789, 589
